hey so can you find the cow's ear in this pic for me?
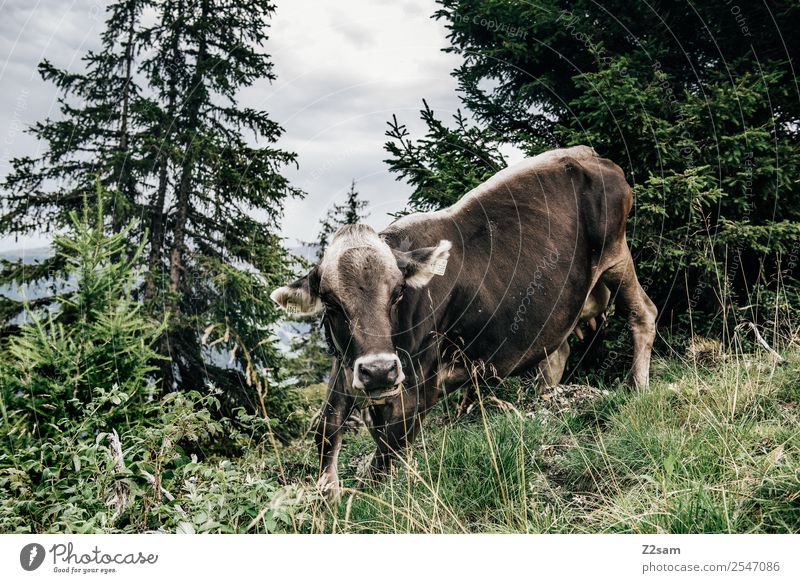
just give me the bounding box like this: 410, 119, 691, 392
393, 240, 452, 288
270, 267, 323, 315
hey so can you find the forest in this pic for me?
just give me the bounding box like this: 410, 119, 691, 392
0, 0, 798, 533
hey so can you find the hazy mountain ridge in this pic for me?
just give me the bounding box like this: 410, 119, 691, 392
0, 244, 314, 352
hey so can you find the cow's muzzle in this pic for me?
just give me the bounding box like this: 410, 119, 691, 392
352, 353, 405, 393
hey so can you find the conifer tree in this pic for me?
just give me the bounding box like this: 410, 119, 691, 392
385, 1, 800, 342
1, 0, 301, 422
1, 0, 151, 322
1, 188, 161, 440
315, 180, 370, 260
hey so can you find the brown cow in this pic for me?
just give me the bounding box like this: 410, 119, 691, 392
271, 146, 657, 500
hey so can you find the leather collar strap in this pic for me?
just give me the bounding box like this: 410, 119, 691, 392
359, 384, 404, 407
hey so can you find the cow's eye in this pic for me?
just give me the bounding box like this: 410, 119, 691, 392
320, 293, 342, 313
392, 285, 406, 306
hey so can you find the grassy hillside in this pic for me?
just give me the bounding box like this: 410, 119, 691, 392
237, 346, 799, 534
3, 344, 797, 534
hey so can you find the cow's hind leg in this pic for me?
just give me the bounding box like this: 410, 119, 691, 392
538, 341, 570, 387
599, 250, 657, 389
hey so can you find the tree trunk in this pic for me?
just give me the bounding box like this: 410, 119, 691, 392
144, 1, 182, 305
144, 142, 169, 304
113, 3, 137, 233
169, 160, 192, 296
167, 0, 208, 309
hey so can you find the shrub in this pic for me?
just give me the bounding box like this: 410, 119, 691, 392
0, 197, 314, 532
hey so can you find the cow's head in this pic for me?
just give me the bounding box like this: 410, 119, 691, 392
271, 224, 451, 396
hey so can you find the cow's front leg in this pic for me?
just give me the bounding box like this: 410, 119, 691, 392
314, 360, 356, 502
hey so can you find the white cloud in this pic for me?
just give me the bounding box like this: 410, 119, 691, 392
262, 0, 463, 245
0, 0, 104, 251
0, 0, 465, 251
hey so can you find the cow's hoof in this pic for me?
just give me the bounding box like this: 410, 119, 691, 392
364, 454, 397, 483
317, 473, 341, 504
354, 452, 376, 482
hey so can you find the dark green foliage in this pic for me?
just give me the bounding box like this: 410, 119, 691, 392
0, 199, 315, 532
433, 0, 799, 142
384, 1, 800, 354
136, 0, 302, 409
0, 198, 182, 531
384, 103, 506, 211
1, 193, 162, 443
554, 58, 800, 339
0, 0, 303, 429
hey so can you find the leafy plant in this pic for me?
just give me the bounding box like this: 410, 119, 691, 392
0, 194, 312, 533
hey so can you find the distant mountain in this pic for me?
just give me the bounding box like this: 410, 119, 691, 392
0, 245, 53, 263
0, 243, 315, 354
0, 246, 62, 302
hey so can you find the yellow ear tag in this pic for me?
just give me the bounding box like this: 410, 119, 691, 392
432, 259, 448, 276
285, 301, 301, 314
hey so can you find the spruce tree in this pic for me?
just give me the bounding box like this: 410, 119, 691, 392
384, 102, 505, 212
1, 0, 151, 323
314, 180, 370, 260
385, 0, 800, 343
1, 0, 301, 424
1, 189, 161, 439
136, 0, 302, 411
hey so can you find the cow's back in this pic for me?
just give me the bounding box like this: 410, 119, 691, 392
383, 147, 631, 379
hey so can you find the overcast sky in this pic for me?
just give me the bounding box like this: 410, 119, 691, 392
0, 0, 470, 252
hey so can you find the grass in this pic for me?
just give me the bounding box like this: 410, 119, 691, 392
8, 342, 794, 534
271, 346, 799, 533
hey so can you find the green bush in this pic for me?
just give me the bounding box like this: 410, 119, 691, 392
384, 2, 800, 366
0, 198, 316, 533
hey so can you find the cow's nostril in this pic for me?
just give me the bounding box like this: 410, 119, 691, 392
360, 367, 372, 378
